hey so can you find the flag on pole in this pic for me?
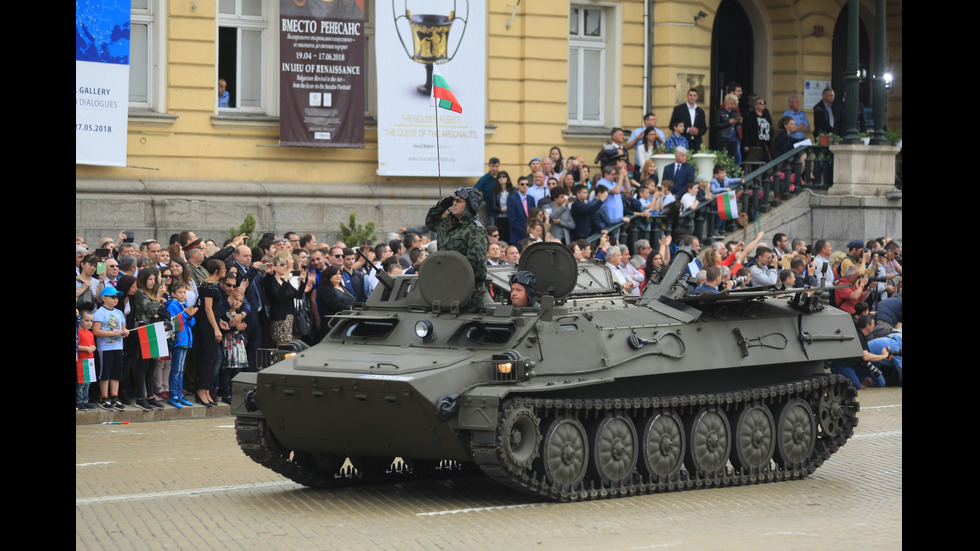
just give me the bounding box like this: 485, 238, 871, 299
136, 321, 169, 359
716, 190, 739, 220
430, 66, 462, 114
77, 358, 96, 384
172, 312, 184, 333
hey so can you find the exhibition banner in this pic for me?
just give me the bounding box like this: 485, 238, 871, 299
280, 0, 365, 148
75, 0, 131, 167
377, 0, 485, 176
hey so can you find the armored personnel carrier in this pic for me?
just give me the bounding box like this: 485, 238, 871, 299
232, 243, 860, 501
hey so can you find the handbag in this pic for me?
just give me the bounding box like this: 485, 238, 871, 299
293, 295, 313, 337
222, 332, 249, 370
76, 282, 96, 311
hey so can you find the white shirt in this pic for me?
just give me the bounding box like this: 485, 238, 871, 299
366, 262, 382, 296
680, 192, 698, 210
686, 102, 698, 124
620, 262, 643, 296
812, 254, 831, 287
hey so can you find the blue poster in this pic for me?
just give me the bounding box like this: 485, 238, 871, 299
76, 0, 131, 166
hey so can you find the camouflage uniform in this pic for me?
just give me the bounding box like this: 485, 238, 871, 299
426, 195, 489, 312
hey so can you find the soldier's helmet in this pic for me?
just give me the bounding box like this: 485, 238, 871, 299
455, 187, 483, 218
509, 270, 537, 299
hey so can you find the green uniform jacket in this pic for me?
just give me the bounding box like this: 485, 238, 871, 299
426, 200, 489, 311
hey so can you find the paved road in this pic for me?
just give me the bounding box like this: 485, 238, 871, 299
76, 387, 902, 550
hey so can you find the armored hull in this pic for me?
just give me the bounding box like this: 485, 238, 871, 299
232, 243, 860, 501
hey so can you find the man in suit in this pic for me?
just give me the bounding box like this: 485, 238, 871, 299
812, 87, 844, 137
670, 88, 707, 152
486, 242, 503, 265
507, 176, 535, 241
661, 146, 696, 197
233, 245, 265, 372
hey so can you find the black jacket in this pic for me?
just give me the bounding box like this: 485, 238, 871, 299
670, 102, 707, 151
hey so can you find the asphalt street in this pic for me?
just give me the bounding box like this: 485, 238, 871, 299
76, 386, 902, 550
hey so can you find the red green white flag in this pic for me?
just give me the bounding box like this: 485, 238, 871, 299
77, 358, 96, 384
172, 312, 184, 333
716, 191, 738, 220
137, 322, 169, 359
430, 66, 462, 114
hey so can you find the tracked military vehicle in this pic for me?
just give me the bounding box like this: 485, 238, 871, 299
232, 243, 860, 501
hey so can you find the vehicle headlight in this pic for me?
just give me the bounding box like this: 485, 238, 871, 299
491, 351, 532, 382
415, 320, 434, 341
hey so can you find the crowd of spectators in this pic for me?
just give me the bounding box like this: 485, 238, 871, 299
76, 220, 901, 411
75, 94, 900, 409
471, 83, 846, 255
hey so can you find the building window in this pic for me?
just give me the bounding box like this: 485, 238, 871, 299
568, 6, 605, 126
567, 3, 619, 129
129, 0, 151, 106
218, 0, 270, 111
129, 0, 165, 110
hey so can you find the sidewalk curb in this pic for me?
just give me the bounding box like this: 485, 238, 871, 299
75, 402, 231, 425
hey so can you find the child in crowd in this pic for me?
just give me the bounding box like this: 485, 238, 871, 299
709, 164, 744, 233
92, 287, 129, 410
629, 184, 659, 243
680, 181, 700, 211
165, 282, 197, 408
76, 310, 97, 410
639, 181, 664, 215
220, 294, 249, 403
709, 164, 744, 196
664, 120, 689, 152
644, 179, 664, 203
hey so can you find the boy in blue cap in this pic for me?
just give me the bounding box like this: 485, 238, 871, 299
92, 286, 130, 410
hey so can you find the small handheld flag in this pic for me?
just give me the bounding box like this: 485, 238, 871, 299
716, 190, 739, 220
136, 321, 170, 359
77, 358, 96, 384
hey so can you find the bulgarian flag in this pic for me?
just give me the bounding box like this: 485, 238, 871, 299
77, 358, 96, 384
716, 190, 739, 220
137, 321, 169, 359
430, 66, 462, 114
172, 312, 184, 333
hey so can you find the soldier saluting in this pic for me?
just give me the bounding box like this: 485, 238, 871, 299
425, 187, 489, 312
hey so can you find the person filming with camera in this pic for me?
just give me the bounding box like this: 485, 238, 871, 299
834, 266, 871, 314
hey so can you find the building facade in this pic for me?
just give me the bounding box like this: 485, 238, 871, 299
76, 0, 902, 244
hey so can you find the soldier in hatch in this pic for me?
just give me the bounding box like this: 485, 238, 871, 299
425, 187, 489, 312
506, 271, 539, 308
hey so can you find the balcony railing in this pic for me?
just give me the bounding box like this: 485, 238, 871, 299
584, 144, 842, 250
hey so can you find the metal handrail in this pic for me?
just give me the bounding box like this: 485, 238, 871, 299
737, 144, 832, 219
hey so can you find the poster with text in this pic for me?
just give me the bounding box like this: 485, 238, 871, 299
76, 0, 131, 166
280, 0, 365, 148
804, 80, 833, 111
376, 1, 485, 176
